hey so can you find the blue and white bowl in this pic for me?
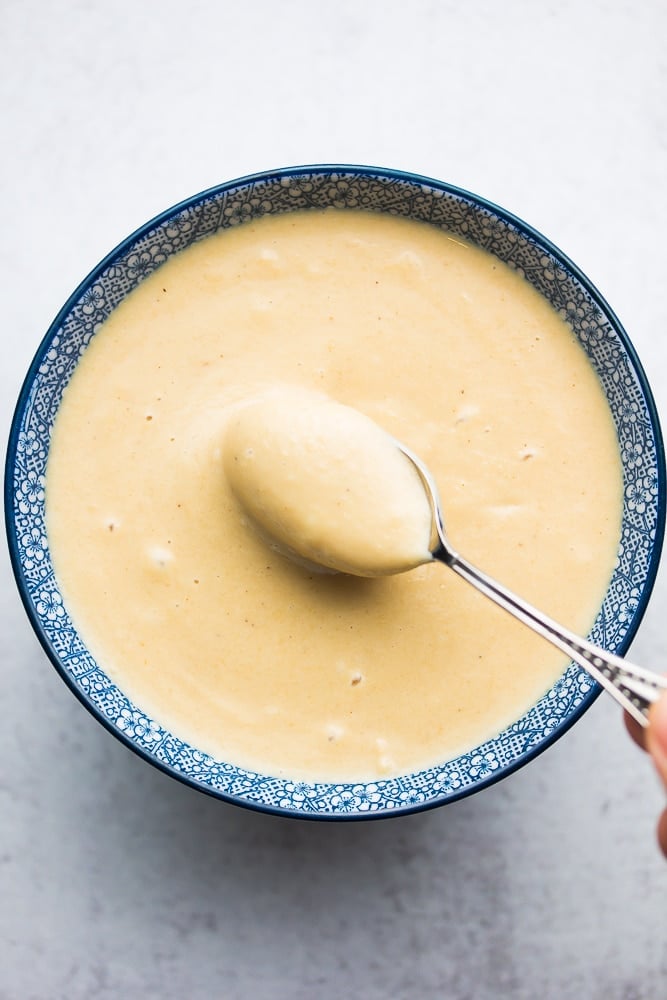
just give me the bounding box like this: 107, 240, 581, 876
5, 165, 665, 819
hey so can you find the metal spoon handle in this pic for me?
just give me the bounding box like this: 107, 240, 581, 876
436, 546, 666, 726
396, 439, 665, 726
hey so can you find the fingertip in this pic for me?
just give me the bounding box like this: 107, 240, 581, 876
657, 807, 667, 860
648, 690, 667, 755
647, 692, 667, 786
624, 709, 648, 751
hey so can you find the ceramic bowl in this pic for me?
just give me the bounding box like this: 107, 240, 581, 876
6, 165, 665, 819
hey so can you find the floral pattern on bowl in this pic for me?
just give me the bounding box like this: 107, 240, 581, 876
6, 165, 665, 819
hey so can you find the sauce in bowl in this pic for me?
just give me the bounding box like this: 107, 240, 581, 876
45, 209, 623, 781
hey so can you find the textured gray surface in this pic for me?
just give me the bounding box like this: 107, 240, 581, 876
2, 2, 666, 997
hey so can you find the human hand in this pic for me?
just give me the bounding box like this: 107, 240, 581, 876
625, 692, 667, 858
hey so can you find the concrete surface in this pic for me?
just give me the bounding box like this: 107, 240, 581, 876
2, 2, 666, 997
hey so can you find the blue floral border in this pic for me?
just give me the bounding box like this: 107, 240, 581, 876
6, 166, 666, 819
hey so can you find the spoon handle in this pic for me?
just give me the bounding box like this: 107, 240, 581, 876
439, 549, 667, 727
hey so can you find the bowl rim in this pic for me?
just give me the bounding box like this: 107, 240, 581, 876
5, 163, 666, 821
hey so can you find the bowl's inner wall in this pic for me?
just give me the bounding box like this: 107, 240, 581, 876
8, 168, 663, 817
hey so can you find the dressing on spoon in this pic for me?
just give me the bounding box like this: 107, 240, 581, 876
225, 388, 667, 725
223, 387, 433, 576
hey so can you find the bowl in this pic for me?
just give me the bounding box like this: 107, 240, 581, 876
6, 165, 665, 819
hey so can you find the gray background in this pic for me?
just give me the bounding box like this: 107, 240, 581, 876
2, 2, 666, 997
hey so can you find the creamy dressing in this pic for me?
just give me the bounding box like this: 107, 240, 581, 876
223, 387, 433, 576
45, 209, 623, 782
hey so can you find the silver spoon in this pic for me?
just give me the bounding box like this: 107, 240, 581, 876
396, 440, 667, 727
